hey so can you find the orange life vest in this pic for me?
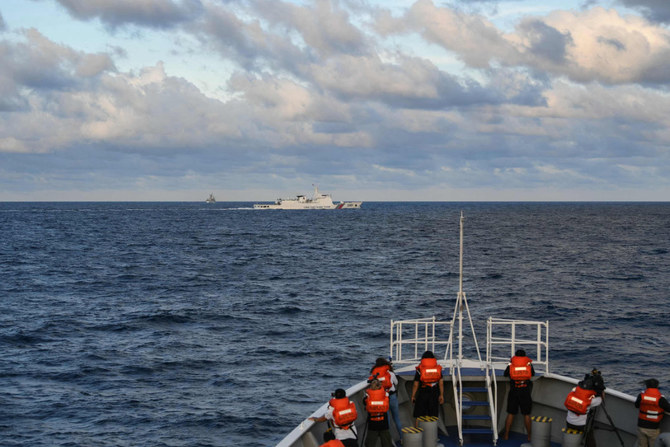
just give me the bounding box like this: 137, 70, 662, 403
417, 358, 442, 385
369, 365, 393, 390
639, 388, 665, 423
564, 386, 597, 415
329, 397, 358, 429
365, 388, 390, 421
320, 440, 345, 447
509, 356, 532, 384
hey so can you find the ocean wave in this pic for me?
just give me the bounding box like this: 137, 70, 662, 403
131, 312, 195, 326
0, 331, 51, 346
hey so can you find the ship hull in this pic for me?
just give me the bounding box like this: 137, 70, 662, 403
277, 366, 667, 447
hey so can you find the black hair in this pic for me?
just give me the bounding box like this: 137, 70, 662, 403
645, 379, 659, 389
370, 357, 394, 373
421, 351, 435, 359
333, 388, 346, 399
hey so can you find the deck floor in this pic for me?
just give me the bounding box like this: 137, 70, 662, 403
395, 426, 561, 447
438, 429, 528, 447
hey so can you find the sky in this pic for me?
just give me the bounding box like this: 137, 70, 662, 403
1, 0, 670, 201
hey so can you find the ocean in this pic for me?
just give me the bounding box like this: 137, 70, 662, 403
1, 202, 669, 446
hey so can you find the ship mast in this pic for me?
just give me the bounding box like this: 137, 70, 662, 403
453, 211, 482, 367
458, 211, 465, 364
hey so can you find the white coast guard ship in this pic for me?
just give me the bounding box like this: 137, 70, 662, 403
253, 185, 362, 210
277, 213, 670, 447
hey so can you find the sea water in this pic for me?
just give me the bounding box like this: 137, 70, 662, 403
1, 202, 669, 446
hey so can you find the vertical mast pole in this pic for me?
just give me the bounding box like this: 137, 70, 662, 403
458, 211, 464, 364
459, 211, 464, 296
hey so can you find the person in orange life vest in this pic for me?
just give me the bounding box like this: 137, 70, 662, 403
320, 430, 345, 447
635, 378, 670, 447
363, 379, 393, 447
564, 372, 604, 447
502, 349, 535, 440
369, 357, 402, 435
309, 388, 359, 447
411, 351, 444, 426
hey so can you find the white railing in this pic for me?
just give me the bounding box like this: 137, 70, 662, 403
389, 317, 454, 366
453, 367, 462, 443
486, 317, 550, 373
391, 316, 547, 446
484, 317, 549, 446
486, 362, 498, 445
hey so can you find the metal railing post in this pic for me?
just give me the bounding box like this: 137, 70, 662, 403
545, 321, 550, 374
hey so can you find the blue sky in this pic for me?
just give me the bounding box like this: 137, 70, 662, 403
1, 0, 669, 201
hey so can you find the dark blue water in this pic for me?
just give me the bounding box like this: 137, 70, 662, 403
1, 202, 669, 446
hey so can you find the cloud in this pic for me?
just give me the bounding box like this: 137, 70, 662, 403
251, 0, 368, 58
12, 28, 115, 88
190, 1, 544, 111
399, 0, 513, 69
0, 28, 377, 157
617, 0, 670, 23
515, 19, 573, 65
535, 7, 670, 85
54, 0, 204, 29
382, 1, 670, 86
189, 3, 304, 73
306, 53, 508, 109
0, 11, 6, 31
373, 164, 416, 176
0, 30, 238, 154
0, 28, 115, 112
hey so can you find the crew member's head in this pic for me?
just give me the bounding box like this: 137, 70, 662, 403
333, 388, 346, 399
421, 350, 435, 359
644, 378, 659, 389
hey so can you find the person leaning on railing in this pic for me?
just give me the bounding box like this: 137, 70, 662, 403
564, 370, 604, 447
309, 388, 359, 447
